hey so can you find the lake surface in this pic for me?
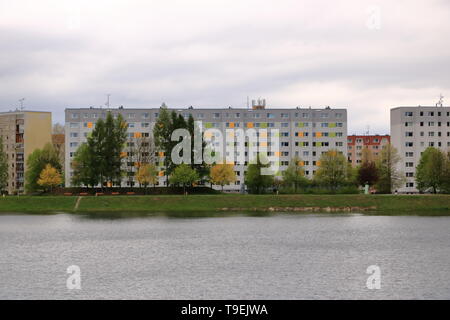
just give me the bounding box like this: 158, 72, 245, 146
0, 213, 449, 299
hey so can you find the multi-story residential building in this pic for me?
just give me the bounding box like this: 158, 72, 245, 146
391, 106, 450, 193
0, 110, 52, 194
65, 103, 347, 191
347, 134, 390, 166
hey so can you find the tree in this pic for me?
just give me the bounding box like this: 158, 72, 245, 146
210, 163, 236, 191
375, 144, 403, 194
85, 112, 127, 189
153, 104, 173, 185
416, 147, 446, 193
37, 164, 62, 192
136, 163, 158, 192
71, 143, 99, 188
169, 164, 199, 194
52, 123, 65, 134
357, 160, 379, 187
314, 149, 351, 191
25, 143, 61, 193
244, 154, 274, 194
282, 157, 308, 192
0, 137, 8, 193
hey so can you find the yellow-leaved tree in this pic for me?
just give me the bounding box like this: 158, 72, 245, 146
37, 164, 62, 192
210, 163, 236, 191
136, 163, 158, 193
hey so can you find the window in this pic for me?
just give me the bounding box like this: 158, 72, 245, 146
141, 122, 150, 128
405, 111, 413, 117
336, 142, 343, 147
406, 182, 414, 188
70, 142, 78, 148
281, 123, 289, 127
128, 123, 135, 128
267, 113, 274, 119
405, 132, 413, 137
406, 172, 414, 177
281, 142, 289, 147
70, 132, 78, 138
71, 113, 79, 119
405, 122, 413, 127
70, 123, 79, 128
281, 113, 289, 118
405, 142, 413, 147
302, 113, 309, 118
405, 162, 414, 167
428, 122, 435, 126
142, 113, 149, 119
428, 132, 434, 137
127, 113, 135, 119
405, 152, 414, 157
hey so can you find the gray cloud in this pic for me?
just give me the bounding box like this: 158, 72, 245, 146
0, 0, 449, 134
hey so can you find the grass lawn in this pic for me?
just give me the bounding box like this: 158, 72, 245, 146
1, 194, 449, 215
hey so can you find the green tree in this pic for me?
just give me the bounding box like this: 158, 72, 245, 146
0, 137, 8, 193
282, 157, 308, 192
25, 143, 61, 193
416, 147, 446, 193
169, 163, 199, 194
314, 150, 351, 191
71, 143, 99, 188
153, 105, 176, 185
375, 144, 403, 194
87, 112, 127, 188
244, 154, 274, 194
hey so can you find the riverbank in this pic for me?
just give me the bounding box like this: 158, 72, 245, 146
0, 194, 449, 215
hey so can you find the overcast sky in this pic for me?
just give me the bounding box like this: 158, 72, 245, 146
1, 0, 449, 134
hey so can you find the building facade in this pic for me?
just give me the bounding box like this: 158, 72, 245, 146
0, 110, 52, 194
65, 105, 347, 191
347, 134, 390, 166
391, 106, 450, 193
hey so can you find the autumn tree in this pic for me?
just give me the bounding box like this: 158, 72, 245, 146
210, 163, 236, 191
136, 163, 158, 192
37, 164, 62, 192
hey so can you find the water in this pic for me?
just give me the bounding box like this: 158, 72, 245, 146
0, 213, 449, 299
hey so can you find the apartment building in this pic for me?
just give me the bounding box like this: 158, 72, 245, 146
391, 106, 450, 193
347, 134, 390, 166
0, 110, 52, 194
65, 103, 347, 191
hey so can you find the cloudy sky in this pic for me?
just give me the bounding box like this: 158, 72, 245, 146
1, 0, 449, 134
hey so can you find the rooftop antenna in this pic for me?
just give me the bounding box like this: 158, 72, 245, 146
105, 94, 111, 109
436, 94, 444, 107
246, 96, 249, 109
366, 125, 370, 136
19, 98, 25, 110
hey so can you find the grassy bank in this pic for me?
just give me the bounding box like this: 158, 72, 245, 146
0, 194, 449, 215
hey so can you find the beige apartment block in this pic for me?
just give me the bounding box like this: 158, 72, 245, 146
0, 110, 52, 194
